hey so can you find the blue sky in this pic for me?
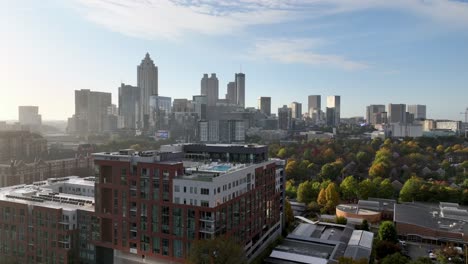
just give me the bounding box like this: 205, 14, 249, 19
1, 0, 468, 121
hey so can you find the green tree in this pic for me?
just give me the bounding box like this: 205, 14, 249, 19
285, 179, 297, 199
297, 181, 320, 204
187, 236, 247, 264
399, 176, 423, 202
320, 162, 343, 181
356, 151, 371, 165
340, 176, 358, 201
378, 179, 395, 199
408, 257, 436, 264
336, 216, 347, 225
381, 253, 409, 264
375, 240, 401, 260
277, 148, 287, 158
358, 179, 376, 200
285, 160, 299, 178
360, 219, 369, 231
284, 198, 295, 228
130, 144, 142, 151
378, 221, 398, 243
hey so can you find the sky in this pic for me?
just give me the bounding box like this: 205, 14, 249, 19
1, 0, 468, 121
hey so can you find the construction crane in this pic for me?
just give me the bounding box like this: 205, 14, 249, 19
460, 107, 468, 123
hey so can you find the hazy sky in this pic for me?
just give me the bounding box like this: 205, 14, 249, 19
1, 0, 468, 121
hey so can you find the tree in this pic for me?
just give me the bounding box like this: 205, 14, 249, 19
399, 176, 423, 202
277, 148, 287, 158
285, 160, 299, 179
408, 257, 437, 264
130, 144, 142, 151
320, 162, 343, 181
378, 179, 395, 199
356, 151, 371, 166
358, 179, 376, 200
336, 216, 347, 225
323, 148, 336, 163
285, 179, 297, 199
340, 176, 358, 201
369, 162, 388, 178
325, 183, 340, 207
187, 236, 247, 264
284, 198, 295, 228
361, 219, 369, 231
378, 221, 398, 243
375, 240, 401, 260
297, 181, 320, 204
381, 253, 409, 264
317, 188, 327, 207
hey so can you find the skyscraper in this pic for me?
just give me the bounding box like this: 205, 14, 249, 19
366, 105, 385, 125
201, 73, 219, 106
278, 105, 292, 130
138, 53, 158, 129
118, 83, 140, 129
308, 95, 321, 122
407, 104, 426, 120
258, 97, 271, 116
74, 89, 112, 133
235, 73, 245, 107
388, 104, 406, 123
290, 102, 302, 119
327, 95, 341, 126
226, 82, 237, 104
18, 106, 41, 128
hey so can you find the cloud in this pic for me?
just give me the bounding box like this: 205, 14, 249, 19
249, 38, 368, 70
72, 0, 468, 41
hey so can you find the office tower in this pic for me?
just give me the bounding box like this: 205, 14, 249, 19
149, 96, 172, 130
201, 73, 219, 106
192, 95, 208, 120
290, 102, 302, 119
173, 99, 190, 112
278, 105, 292, 130
327, 95, 341, 126
138, 53, 158, 129
388, 104, 406, 123
366, 105, 385, 125
308, 95, 321, 122
93, 144, 284, 263
226, 82, 237, 104
235, 73, 245, 107
18, 106, 42, 128
407, 104, 426, 120
258, 97, 271, 116
74, 89, 112, 133
118, 83, 140, 129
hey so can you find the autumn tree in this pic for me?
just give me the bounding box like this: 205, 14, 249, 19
297, 181, 320, 204
284, 198, 295, 228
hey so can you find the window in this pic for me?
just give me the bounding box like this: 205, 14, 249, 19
174, 185, 180, 192
201, 188, 209, 195
201, 201, 209, 207
174, 197, 180, 204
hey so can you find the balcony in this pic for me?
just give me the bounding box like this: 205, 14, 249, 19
199, 216, 215, 222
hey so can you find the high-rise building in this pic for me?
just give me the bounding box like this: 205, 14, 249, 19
235, 73, 245, 107
74, 89, 112, 133
118, 83, 140, 129
18, 106, 42, 128
138, 53, 158, 129
308, 95, 321, 122
290, 102, 302, 119
278, 105, 292, 130
407, 104, 426, 120
192, 95, 207, 120
172, 99, 190, 112
226, 82, 237, 104
388, 104, 406, 123
327, 95, 341, 126
258, 97, 271, 116
149, 96, 172, 131
201, 73, 219, 106
366, 105, 385, 125
199, 120, 245, 143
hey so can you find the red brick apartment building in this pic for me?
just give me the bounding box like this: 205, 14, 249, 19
92, 144, 285, 263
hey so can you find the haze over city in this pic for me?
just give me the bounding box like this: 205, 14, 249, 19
2, 0, 468, 121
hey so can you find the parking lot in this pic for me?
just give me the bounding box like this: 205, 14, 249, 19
403, 241, 439, 260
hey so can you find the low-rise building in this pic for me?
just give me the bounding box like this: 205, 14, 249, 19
395, 202, 468, 247
336, 198, 396, 223
0, 176, 97, 264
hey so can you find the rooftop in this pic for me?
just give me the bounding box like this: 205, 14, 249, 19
0, 176, 95, 211
395, 202, 468, 238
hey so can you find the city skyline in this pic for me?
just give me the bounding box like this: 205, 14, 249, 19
2, 0, 468, 121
